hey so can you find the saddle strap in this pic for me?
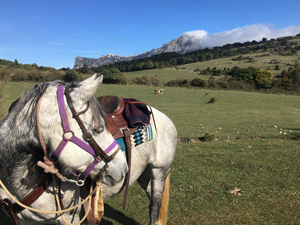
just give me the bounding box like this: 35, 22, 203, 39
123, 128, 132, 209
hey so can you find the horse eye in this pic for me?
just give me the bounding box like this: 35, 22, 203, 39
94, 125, 104, 134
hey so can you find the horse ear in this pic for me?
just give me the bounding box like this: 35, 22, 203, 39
73, 74, 103, 103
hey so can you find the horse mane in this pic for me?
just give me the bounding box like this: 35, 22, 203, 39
0, 81, 60, 181
8, 82, 54, 128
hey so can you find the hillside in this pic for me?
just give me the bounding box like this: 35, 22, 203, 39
123, 51, 300, 83
74, 32, 300, 69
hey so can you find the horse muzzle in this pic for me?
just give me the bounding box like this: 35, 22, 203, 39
101, 162, 128, 186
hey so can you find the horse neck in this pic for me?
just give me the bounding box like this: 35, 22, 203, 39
0, 117, 46, 197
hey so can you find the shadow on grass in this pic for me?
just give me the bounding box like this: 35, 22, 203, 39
100, 203, 141, 225
0, 204, 140, 225
281, 128, 300, 140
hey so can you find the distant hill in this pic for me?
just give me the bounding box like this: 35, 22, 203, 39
74, 25, 300, 69
73, 34, 198, 69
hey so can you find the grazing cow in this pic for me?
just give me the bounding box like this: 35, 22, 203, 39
155, 89, 164, 94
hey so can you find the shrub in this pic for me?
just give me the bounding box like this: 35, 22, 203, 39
207, 79, 219, 89
190, 78, 207, 87
103, 73, 127, 84
216, 80, 229, 89
63, 70, 78, 82
207, 97, 217, 104
255, 70, 273, 88
131, 76, 160, 86
200, 132, 220, 141
97, 68, 128, 84
229, 66, 260, 82
165, 78, 189, 87
228, 79, 255, 91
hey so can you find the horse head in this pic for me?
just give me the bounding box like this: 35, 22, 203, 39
39, 74, 128, 185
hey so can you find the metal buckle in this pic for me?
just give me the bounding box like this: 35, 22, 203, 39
120, 127, 129, 133
63, 131, 74, 140
76, 175, 86, 187
83, 131, 93, 141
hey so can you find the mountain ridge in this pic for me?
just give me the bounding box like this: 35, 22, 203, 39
73, 34, 198, 69
74, 24, 300, 69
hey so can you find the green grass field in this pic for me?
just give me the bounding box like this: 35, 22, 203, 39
1, 82, 300, 224
123, 67, 201, 83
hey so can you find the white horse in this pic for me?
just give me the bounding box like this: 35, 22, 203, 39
0, 75, 177, 225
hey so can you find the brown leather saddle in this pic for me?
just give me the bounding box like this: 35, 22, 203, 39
97, 95, 137, 139
98, 95, 147, 210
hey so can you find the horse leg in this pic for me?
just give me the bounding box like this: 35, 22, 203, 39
138, 166, 170, 225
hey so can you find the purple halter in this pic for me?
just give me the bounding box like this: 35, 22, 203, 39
51, 85, 119, 184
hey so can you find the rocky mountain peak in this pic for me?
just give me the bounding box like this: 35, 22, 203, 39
73, 34, 201, 69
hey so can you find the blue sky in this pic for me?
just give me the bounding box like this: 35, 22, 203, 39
0, 0, 299, 69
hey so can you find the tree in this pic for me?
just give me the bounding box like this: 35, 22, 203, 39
282, 61, 300, 89
143, 61, 154, 70
255, 70, 273, 88
63, 70, 78, 82
230, 66, 259, 82
290, 61, 300, 85
190, 78, 207, 87
79, 64, 90, 74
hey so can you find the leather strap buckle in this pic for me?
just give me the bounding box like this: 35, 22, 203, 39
120, 127, 129, 133
83, 131, 93, 141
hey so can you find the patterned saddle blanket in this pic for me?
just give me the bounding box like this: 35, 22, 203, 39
98, 95, 153, 151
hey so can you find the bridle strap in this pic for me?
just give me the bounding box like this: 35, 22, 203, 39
50, 86, 121, 182
64, 86, 113, 162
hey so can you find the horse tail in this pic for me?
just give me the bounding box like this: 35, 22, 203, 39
158, 173, 170, 225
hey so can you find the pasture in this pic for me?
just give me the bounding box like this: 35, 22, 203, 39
1, 82, 300, 224
123, 50, 300, 84
123, 67, 201, 83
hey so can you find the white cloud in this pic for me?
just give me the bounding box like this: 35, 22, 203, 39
183, 24, 300, 49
